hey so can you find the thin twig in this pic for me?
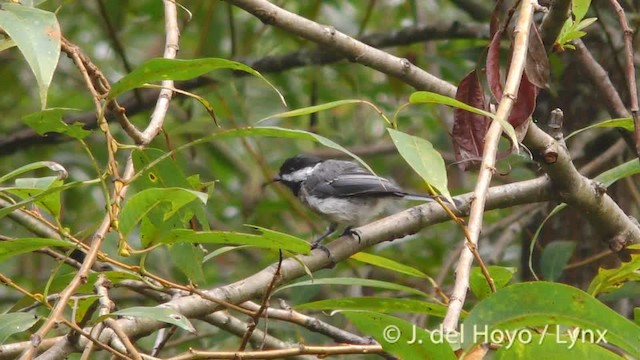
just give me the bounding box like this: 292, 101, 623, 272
165, 344, 384, 360
237, 250, 283, 351
608, 0, 640, 158
242, 301, 377, 346
442, 0, 535, 332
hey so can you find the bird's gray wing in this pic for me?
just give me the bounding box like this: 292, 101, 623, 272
321, 173, 404, 198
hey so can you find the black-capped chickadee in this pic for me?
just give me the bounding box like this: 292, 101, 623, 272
271, 154, 439, 250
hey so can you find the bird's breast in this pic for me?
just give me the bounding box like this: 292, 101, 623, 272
300, 186, 386, 225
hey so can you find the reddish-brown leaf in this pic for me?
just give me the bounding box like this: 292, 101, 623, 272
452, 70, 491, 170
508, 72, 538, 130
486, 29, 504, 101
489, 0, 505, 38
525, 23, 550, 89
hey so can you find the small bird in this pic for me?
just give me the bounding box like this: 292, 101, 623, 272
271, 154, 440, 250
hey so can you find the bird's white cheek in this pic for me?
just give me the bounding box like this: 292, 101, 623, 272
280, 164, 319, 182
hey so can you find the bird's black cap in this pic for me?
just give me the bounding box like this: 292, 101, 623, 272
277, 154, 323, 177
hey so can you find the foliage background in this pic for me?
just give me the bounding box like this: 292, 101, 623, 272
0, 0, 640, 359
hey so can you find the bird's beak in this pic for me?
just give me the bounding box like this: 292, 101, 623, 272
262, 175, 281, 189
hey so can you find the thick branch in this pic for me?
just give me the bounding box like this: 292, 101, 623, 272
539, 0, 571, 52
0, 178, 552, 359
524, 118, 640, 251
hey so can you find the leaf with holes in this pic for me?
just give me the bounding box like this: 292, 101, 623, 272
588, 250, 640, 296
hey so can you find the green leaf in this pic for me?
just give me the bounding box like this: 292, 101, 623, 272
118, 187, 208, 236
599, 282, 640, 302
540, 241, 576, 281
588, 250, 640, 296
258, 99, 389, 124
109, 58, 285, 106
495, 332, 622, 360
561, 30, 587, 43
161, 228, 310, 254
7, 177, 64, 217
22, 108, 90, 139
0, 179, 93, 220
388, 128, 452, 203
0, 238, 74, 263
169, 242, 205, 285
246, 225, 312, 252
0, 37, 16, 52
71, 295, 100, 324
594, 159, 640, 188
528, 204, 567, 280
132, 148, 210, 233
132, 149, 194, 189
133, 126, 377, 181
0, 161, 67, 184
202, 245, 254, 263
0, 313, 39, 344
574, 17, 598, 32
572, 0, 592, 23
462, 282, 640, 357
566, 118, 633, 140
296, 297, 449, 317
105, 306, 195, 333
344, 311, 456, 360
0, 4, 60, 108
275, 277, 430, 298
409, 91, 518, 151
48, 270, 146, 295
410, 91, 494, 119
350, 252, 430, 279
469, 266, 516, 300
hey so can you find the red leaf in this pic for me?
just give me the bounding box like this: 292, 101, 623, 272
452, 70, 491, 170
508, 72, 538, 130
525, 23, 550, 89
486, 29, 504, 101
490, 0, 505, 38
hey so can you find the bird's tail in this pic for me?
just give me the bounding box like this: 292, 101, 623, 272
403, 193, 460, 206
402, 193, 436, 202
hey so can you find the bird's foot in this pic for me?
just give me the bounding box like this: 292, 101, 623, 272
340, 226, 362, 243
310, 242, 336, 268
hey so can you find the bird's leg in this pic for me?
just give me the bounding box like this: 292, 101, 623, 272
310, 223, 338, 255
339, 226, 362, 243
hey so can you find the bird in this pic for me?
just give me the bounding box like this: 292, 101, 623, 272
270, 154, 441, 250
